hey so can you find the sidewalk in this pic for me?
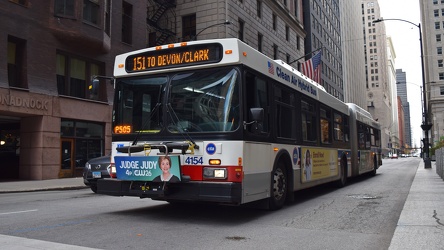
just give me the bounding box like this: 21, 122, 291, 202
0, 177, 87, 193
389, 160, 444, 250
0, 161, 443, 249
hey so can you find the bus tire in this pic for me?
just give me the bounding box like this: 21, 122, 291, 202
336, 157, 347, 188
269, 162, 287, 210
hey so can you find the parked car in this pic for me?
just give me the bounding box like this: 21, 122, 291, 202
83, 155, 111, 193
391, 154, 398, 159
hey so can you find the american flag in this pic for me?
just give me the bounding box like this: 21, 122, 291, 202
301, 50, 322, 83
268, 61, 274, 75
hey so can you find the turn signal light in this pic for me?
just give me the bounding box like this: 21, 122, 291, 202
209, 159, 221, 165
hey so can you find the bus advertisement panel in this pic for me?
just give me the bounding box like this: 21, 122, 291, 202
301, 148, 339, 182
115, 155, 181, 182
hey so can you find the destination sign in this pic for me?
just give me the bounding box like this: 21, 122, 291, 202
125, 43, 223, 72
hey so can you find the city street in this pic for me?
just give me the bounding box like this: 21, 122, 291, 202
0, 158, 420, 250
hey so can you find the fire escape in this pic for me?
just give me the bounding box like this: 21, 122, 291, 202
147, 0, 176, 46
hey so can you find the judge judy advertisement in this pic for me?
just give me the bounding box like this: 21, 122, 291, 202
114, 155, 181, 182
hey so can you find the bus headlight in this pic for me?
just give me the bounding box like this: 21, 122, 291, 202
203, 167, 227, 179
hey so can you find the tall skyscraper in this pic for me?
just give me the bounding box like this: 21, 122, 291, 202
361, 0, 399, 156
396, 69, 412, 149
339, 1, 367, 109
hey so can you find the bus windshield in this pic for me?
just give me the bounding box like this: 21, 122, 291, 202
113, 67, 240, 135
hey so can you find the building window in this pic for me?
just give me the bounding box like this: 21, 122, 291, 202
54, 0, 75, 17
238, 18, 244, 41
7, 36, 27, 88
258, 33, 263, 52
182, 14, 196, 41
122, 1, 133, 44
61, 119, 104, 170
297, 35, 300, 50
83, 0, 99, 25
273, 44, 278, 59
56, 53, 103, 101
437, 22, 441, 29
437, 34, 442, 42
104, 0, 111, 35
435, 9, 439, 17
10, 0, 29, 6
285, 25, 290, 41
272, 13, 277, 30
294, 0, 298, 17
440, 86, 444, 95
438, 47, 443, 55
257, 0, 262, 18
439, 59, 443, 67
286, 53, 291, 63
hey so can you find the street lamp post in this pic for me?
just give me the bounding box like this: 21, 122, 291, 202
373, 18, 432, 168
191, 20, 231, 41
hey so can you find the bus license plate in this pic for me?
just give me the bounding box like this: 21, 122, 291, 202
92, 172, 101, 178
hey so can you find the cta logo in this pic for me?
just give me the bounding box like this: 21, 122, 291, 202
206, 143, 216, 155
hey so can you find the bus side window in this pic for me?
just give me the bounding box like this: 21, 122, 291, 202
320, 106, 331, 144
333, 112, 344, 141
274, 85, 297, 140
301, 99, 317, 142
344, 116, 350, 142
245, 72, 269, 133
358, 123, 365, 149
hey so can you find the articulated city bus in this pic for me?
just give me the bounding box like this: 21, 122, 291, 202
96, 38, 382, 210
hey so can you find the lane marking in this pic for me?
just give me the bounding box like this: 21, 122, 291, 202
0, 209, 38, 215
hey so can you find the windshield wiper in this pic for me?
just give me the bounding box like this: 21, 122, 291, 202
166, 103, 199, 149
131, 102, 161, 146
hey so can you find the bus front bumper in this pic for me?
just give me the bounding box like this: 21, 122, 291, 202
96, 178, 242, 205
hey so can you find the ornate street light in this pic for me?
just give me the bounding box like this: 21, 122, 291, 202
373, 18, 432, 168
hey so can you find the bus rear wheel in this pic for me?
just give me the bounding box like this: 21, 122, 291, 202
269, 162, 287, 210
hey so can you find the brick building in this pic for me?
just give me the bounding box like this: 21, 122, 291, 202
0, 0, 147, 180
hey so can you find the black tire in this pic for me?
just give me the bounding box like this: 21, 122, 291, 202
269, 162, 287, 210
90, 185, 97, 193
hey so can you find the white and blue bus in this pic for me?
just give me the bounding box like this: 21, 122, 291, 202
96, 38, 382, 210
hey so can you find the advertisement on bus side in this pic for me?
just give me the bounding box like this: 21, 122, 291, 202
302, 148, 338, 182
114, 155, 181, 182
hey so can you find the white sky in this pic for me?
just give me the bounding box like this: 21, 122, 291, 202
378, 0, 423, 148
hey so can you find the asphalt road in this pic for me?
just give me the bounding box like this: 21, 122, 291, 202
0, 158, 419, 250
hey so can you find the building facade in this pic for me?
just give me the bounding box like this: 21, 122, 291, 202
339, 0, 367, 109
420, 0, 444, 147
302, 0, 343, 100
1, 0, 149, 180
361, 0, 398, 157
147, 0, 306, 68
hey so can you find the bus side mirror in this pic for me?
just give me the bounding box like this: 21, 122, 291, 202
243, 108, 264, 133
250, 108, 264, 123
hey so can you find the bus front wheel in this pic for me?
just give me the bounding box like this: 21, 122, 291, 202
269, 162, 287, 210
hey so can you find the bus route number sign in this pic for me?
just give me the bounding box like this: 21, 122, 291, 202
125, 43, 223, 72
